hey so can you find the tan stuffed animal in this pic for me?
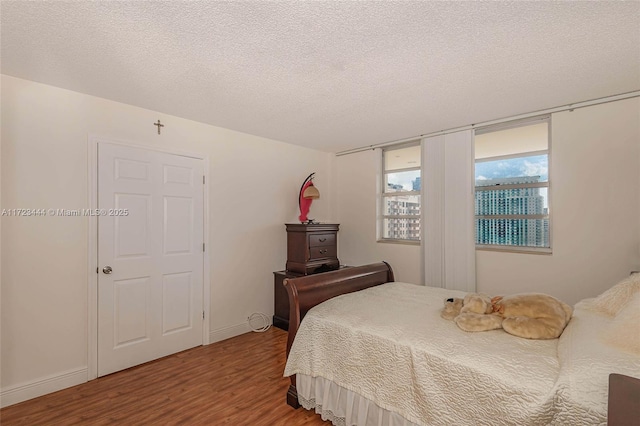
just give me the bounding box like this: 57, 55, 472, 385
441, 293, 573, 339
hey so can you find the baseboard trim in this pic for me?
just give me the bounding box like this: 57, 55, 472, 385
208, 321, 252, 344
1, 367, 88, 408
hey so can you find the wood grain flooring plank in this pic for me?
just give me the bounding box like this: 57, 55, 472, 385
0, 328, 328, 425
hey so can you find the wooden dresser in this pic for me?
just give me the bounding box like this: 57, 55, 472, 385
274, 223, 340, 330
285, 223, 340, 275
273, 270, 303, 330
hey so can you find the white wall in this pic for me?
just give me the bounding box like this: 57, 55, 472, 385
477, 97, 640, 304
0, 75, 333, 405
0, 75, 3, 396
335, 97, 640, 305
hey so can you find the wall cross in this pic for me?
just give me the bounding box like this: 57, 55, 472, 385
153, 120, 164, 135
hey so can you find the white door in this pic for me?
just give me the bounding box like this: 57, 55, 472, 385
97, 143, 204, 376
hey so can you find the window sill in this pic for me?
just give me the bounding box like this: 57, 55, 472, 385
377, 239, 420, 246
476, 245, 552, 255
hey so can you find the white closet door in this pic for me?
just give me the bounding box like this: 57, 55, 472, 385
97, 142, 204, 376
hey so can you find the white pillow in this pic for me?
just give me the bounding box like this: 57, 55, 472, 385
602, 291, 640, 355
585, 273, 640, 317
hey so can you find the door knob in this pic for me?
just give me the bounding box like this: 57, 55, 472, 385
102, 266, 113, 274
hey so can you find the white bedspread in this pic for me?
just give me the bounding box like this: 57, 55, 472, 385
552, 299, 640, 425
284, 282, 561, 425
284, 282, 640, 425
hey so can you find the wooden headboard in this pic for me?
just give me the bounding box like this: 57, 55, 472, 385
282, 261, 394, 407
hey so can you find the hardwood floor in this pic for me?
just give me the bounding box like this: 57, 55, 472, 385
0, 328, 329, 425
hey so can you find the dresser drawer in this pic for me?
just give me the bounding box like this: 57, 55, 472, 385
309, 245, 337, 260
309, 233, 335, 247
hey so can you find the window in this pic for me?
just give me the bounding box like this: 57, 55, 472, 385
379, 142, 421, 242
474, 117, 550, 252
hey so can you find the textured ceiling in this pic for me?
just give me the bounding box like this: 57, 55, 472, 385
2, 1, 639, 153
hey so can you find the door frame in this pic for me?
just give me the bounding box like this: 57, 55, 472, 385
87, 135, 211, 380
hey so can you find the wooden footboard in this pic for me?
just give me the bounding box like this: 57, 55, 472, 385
283, 262, 394, 408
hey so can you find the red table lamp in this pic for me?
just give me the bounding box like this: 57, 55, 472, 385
298, 172, 320, 223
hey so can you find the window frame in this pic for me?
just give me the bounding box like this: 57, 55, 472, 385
378, 140, 422, 245
474, 115, 552, 254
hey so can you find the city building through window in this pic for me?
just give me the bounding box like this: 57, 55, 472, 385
474, 117, 551, 252
380, 142, 421, 242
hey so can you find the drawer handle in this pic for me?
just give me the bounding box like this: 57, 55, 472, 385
319, 238, 327, 242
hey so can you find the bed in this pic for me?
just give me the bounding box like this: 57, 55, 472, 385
282, 262, 640, 426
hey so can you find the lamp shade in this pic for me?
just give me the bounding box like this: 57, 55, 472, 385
302, 183, 320, 199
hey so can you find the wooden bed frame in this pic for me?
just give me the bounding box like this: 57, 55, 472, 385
282, 262, 395, 408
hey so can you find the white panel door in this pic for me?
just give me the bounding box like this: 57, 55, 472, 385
98, 143, 204, 376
